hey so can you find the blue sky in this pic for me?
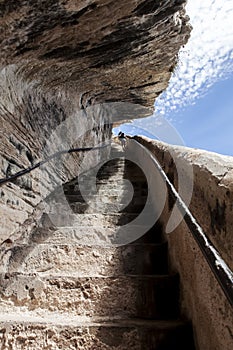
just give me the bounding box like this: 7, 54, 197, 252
114, 0, 233, 156
170, 74, 233, 155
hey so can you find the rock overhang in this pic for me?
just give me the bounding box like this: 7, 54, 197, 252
0, 0, 191, 237
0, 0, 191, 117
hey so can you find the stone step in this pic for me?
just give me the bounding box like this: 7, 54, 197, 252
46, 212, 152, 227
80, 162, 127, 176
28, 221, 163, 246
83, 174, 129, 182
79, 171, 146, 184
76, 176, 148, 186
68, 188, 147, 199
67, 185, 147, 199
63, 179, 146, 190
5, 242, 168, 276
99, 158, 125, 164
45, 197, 149, 214
97, 172, 146, 180
65, 201, 147, 214
61, 194, 148, 205
63, 188, 148, 201
0, 274, 179, 320
0, 142, 196, 349
0, 313, 195, 350
97, 164, 126, 172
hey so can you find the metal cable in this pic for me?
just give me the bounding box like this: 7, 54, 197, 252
0, 143, 110, 186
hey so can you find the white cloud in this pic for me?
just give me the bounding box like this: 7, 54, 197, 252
154, 0, 233, 116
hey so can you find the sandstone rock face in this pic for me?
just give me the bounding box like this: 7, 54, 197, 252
0, 0, 190, 239
0, 85, 112, 240
0, 0, 190, 106
131, 136, 233, 350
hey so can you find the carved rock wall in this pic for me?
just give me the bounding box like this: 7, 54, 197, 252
133, 136, 233, 350
0, 73, 112, 240
0, 0, 190, 106
0, 1, 190, 240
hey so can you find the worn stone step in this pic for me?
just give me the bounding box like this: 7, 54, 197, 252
58, 179, 146, 192
77, 185, 148, 198
83, 174, 129, 183
5, 242, 168, 276
78, 169, 145, 184
29, 215, 162, 244
99, 158, 125, 165
76, 176, 148, 187
97, 172, 146, 180
52, 201, 147, 214
62, 193, 148, 204
69, 188, 148, 199
97, 166, 127, 173
27, 212, 163, 245
0, 274, 179, 320
46, 212, 152, 227
45, 198, 148, 214
85, 203, 147, 214
81, 163, 127, 176
64, 192, 148, 205
0, 313, 195, 350
63, 192, 148, 202
68, 184, 147, 198
27, 222, 163, 246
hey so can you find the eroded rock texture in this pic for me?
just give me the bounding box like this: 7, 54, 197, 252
0, 1, 191, 238
0, 0, 190, 105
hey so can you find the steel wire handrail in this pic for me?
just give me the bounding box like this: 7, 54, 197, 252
0, 143, 110, 186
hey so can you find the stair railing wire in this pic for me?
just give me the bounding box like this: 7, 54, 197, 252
130, 137, 233, 309
0, 143, 110, 186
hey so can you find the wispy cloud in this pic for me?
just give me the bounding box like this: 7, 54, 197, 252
154, 0, 233, 116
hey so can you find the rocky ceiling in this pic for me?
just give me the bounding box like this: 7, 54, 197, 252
0, 0, 191, 110
0, 0, 191, 238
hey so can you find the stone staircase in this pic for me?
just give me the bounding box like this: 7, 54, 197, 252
0, 144, 195, 349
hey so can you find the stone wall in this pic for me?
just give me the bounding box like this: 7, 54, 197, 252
128, 136, 233, 350
0, 1, 191, 241
0, 70, 112, 241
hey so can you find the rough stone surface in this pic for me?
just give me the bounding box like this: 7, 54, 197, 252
0, 316, 193, 350
0, 2, 193, 348
0, 144, 196, 349
0, 0, 191, 239
134, 136, 233, 270
0, 274, 179, 319
2, 242, 168, 276
131, 136, 233, 350
0, 0, 191, 106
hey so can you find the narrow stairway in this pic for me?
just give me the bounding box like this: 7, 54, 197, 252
0, 143, 195, 349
